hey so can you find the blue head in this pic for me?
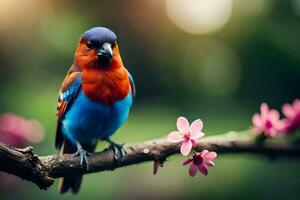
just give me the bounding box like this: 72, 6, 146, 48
75, 27, 119, 68
82, 27, 117, 48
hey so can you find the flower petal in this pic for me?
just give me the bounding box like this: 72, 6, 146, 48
204, 160, 215, 167
202, 151, 217, 161
273, 120, 285, 131
189, 164, 198, 177
252, 113, 263, 128
183, 158, 193, 165
190, 119, 203, 135
190, 131, 205, 140
200, 150, 209, 156
261, 103, 269, 117
177, 117, 190, 133
265, 128, 278, 137
294, 99, 300, 111
180, 140, 192, 156
167, 131, 183, 143
282, 103, 295, 119
199, 164, 208, 176
269, 109, 280, 122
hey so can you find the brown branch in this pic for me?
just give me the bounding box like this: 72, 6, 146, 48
0, 131, 300, 190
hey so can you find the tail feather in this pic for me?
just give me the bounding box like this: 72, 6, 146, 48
58, 139, 96, 194
71, 175, 83, 193
58, 139, 81, 194
59, 175, 82, 194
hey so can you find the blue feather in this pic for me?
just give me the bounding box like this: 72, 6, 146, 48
61, 78, 133, 145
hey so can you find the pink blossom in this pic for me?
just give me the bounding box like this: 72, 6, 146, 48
252, 103, 284, 137
282, 99, 300, 134
0, 113, 45, 147
183, 150, 217, 177
0, 113, 45, 191
168, 117, 205, 156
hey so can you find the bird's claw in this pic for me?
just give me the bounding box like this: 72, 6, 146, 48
104, 138, 127, 162
108, 142, 127, 162
73, 146, 90, 170
107, 140, 127, 161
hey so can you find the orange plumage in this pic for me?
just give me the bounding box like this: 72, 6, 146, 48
82, 68, 130, 104
74, 40, 130, 104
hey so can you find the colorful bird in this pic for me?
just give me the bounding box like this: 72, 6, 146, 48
55, 27, 135, 194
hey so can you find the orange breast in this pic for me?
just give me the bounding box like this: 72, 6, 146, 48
81, 67, 130, 105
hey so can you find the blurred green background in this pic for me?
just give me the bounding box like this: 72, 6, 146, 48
0, 0, 300, 199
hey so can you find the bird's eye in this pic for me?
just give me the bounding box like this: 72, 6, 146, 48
112, 42, 117, 48
86, 41, 94, 49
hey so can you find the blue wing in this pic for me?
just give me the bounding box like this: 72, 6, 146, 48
55, 65, 82, 149
129, 73, 136, 97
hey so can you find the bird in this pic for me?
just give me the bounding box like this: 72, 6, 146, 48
55, 27, 135, 194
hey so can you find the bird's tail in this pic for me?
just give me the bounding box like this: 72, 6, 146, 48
59, 173, 83, 194
58, 139, 96, 194
58, 139, 82, 194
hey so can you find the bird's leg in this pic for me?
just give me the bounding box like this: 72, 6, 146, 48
74, 142, 91, 170
104, 137, 127, 161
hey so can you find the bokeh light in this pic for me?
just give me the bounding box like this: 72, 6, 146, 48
0, 0, 35, 30
292, 0, 300, 17
0, 113, 44, 192
41, 11, 87, 55
234, 0, 272, 18
180, 39, 241, 97
0, 113, 45, 145
166, 0, 232, 34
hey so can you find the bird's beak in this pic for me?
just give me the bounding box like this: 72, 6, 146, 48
97, 43, 113, 59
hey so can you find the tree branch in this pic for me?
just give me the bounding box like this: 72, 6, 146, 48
0, 131, 300, 189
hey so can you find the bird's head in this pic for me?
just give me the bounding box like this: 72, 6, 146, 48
74, 27, 123, 70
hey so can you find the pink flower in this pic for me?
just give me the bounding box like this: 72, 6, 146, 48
0, 113, 45, 147
168, 117, 204, 156
282, 99, 300, 134
0, 113, 45, 192
183, 150, 217, 177
252, 103, 284, 137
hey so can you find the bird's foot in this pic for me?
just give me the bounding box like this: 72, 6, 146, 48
110, 143, 126, 161
105, 138, 127, 161
73, 143, 91, 170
